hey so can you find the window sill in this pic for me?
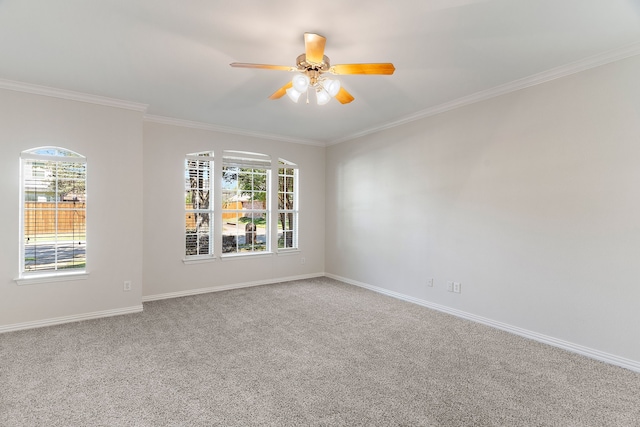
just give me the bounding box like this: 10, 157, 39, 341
15, 272, 89, 286
220, 252, 273, 261
276, 249, 301, 256
182, 256, 217, 265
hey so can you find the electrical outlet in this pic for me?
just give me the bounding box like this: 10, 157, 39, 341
427, 278, 434, 287
123, 281, 132, 292
447, 281, 454, 292
300, 257, 306, 265
453, 282, 461, 293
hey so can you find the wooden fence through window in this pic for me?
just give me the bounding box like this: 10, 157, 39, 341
24, 202, 86, 236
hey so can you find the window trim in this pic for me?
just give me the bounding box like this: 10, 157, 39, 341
277, 159, 299, 252
182, 255, 217, 265
221, 151, 271, 257
219, 252, 274, 261
15, 272, 89, 286
185, 151, 214, 259
19, 147, 87, 279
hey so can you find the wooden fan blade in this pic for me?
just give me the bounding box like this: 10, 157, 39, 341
230, 62, 295, 72
268, 81, 293, 100
329, 63, 396, 75
304, 33, 326, 64
335, 87, 355, 104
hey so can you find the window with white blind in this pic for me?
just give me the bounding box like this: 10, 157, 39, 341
20, 147, 87, 276
185, 152, 214, 258
278, 159, 298, 250
221, 151, 270, 255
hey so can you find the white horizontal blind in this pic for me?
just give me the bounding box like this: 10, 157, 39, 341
222, 151, 271, 255
222, 151, 271, 169
21, 147, 87, 275
278, 160, 298, 250
185, 152, 213, 257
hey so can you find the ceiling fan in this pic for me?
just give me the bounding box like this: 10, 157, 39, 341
230, 33, 395, 105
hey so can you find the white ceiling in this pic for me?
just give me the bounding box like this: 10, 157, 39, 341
1, 0, 639, 145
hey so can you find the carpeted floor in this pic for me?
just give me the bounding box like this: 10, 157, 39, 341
1, 277, 639, 426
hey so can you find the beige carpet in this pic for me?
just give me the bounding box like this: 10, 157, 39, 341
1, 277, 639, 426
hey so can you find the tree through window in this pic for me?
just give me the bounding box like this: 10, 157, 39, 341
185, 152, 213, 258
278, 159, 298, 250
20, 147, 87, 275
222, 151, 270, 255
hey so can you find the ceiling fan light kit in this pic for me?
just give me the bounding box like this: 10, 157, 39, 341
230, 33, 395, 106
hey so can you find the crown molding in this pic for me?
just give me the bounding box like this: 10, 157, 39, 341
144, 114, 325, 147
4, 40, 639, 147
0, 78, 148, 112
328, 40, 640, 146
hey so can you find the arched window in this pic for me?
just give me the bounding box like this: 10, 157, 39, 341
278, 159, 298, 250
20, 147, 87, 276
185, 151, 214, 258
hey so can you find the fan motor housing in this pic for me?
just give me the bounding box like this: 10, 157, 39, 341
296, 54, 330, 72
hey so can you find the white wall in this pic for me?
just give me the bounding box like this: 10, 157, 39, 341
0, 89, 144, 328
325, 56, 640, 364
2, 53, 637, 370
142, 121, 325, 299
0, 89, 324, 329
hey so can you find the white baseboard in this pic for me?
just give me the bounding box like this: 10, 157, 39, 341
0, 305, 143, 334
0, 273, 324, 333
325, 273, 640, 374
142, 273, 325, 302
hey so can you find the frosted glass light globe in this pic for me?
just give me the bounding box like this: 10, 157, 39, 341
286, 87, 303, 103
323, 79, 341, 97
292, 74, 310, 92
316, 89, 331, 105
